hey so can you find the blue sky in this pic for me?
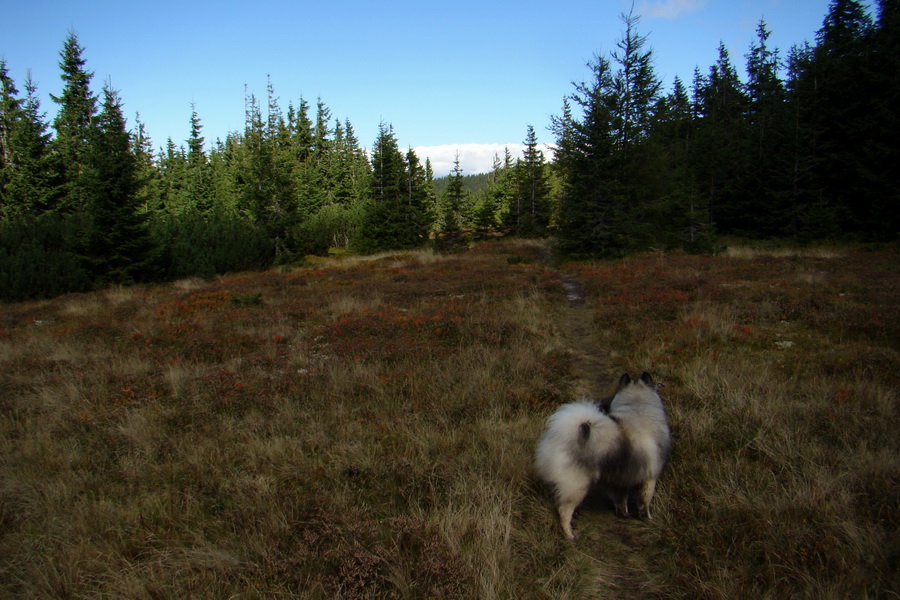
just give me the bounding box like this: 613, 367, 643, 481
2, 0, 845, 175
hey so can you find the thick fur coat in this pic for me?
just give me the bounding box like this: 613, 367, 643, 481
535, 373, 671, 540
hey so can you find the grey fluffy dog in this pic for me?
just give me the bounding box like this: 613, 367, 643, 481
535, 373, 671, 540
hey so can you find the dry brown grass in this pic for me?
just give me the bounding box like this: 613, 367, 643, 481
570, 246, 899, 598
0, 240, 896, 598
722, 243, 850, 260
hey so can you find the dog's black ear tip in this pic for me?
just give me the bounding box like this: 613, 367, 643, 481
597, 395, 613, 413
618, 373, 632, 388
639, 372, 654, 385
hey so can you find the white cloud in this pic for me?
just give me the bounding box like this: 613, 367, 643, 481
637, 0, 706, 19
412, 143, 556, 177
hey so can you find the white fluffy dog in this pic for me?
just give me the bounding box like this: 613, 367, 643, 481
535, 373, 671, 540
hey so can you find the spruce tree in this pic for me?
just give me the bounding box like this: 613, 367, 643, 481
51, 32, 97, 212
436, 153, 468, 250
553, 52, 625, 257
608, 11, 668, 251
0, 66, 63, 218
865, 0, 900, 237
651, 76, 693, 150
554, 11, 672, 256
239, 90, 296, 258
370, 122, 406, 205
187, 103, 205, 163
513, 125, 550, 236
812, 0, 878, 235
328, 119, 352, 205
159, 137, 189, 212
693, 43, 750, 233
744, 19, 792, 236
423, 158, 438, 231
0, 60, 21, 217
610, 10, 662, 152
0, 63, 81, 297
478, 152, 513, 235
356, 123, 421, 252
285, 98, 315, 219
186, 104, 212, 211
207, 136, 240, 212
342, 119, 374, 206
324, 118, 370, 209
302, 98, 332, 213
405, 147, 433, 239
649, 77, 715, 252
132, 113, 162, 213
746, 20, 784, 140
81, 85, 155, 284
267, 84, 300, 247
288, 97, 314, 163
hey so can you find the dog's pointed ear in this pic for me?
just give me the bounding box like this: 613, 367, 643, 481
617, 373, 632, 390
639, 372, 654, 386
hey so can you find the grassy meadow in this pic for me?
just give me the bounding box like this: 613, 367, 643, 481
0, 239, 897, 598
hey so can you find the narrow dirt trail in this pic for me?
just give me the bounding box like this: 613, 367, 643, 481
556, 272, 616, 400
549, 260, 660, 600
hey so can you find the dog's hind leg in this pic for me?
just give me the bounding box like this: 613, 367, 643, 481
557, 499, 581, 541
638, 478, 658, 519
556, 480, 590, 540
613, 490, 630, 517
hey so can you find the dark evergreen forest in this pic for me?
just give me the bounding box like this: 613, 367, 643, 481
1, 0, 897, 301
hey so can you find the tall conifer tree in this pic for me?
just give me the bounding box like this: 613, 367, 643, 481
132, 113, 162, 213
186, 103, 212, 211
744, 19, 792, 235
610, 10, 661, 152
81, 85, 155, 283
553, 52, 624, 256
0, 63, 58, 216
554, 11, 675, 256
812, 0, 877, 232
0, 60, 22, 217
51, 32, 97, 212
693, 43, 750, 233
865, 0, 900, 236
239, 90, 297, 257
17, 75, 64, 214
783, 42, 823, 238
159, 137, 189, 211
356, 123, 422, 252
480, 151, 514, 234
405, 147, 433, 239
437, 153, 468, 249
342, 119, 373, 206
648, 77, 715, 252
370, 122, 405, 205
513, 125, 550, 236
